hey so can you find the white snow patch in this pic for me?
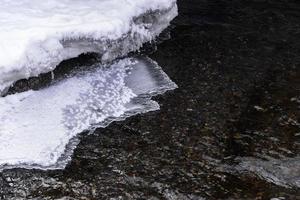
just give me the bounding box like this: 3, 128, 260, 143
0, 57, 177, 170
0, 0, 177, 93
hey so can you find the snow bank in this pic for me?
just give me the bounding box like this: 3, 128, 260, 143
0, 57, 177, 170
0, 0, 177, 94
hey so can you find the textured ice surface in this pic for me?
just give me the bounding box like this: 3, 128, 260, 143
220, 156, 300, 189
0, 57, 177, 170
0, 0, 177, 94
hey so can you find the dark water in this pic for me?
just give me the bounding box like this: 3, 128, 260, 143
1, 0, 300, 199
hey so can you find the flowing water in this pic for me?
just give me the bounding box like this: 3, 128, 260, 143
0, 0, 300, 199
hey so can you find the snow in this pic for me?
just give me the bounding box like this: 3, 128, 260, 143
0, 57, 177, 170
0, 0, 177, 93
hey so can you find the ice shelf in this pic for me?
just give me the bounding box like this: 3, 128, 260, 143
0, 0, 177, 94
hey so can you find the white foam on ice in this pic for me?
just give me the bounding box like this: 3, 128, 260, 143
0, 0, 177, 93
0, 57, 177, 170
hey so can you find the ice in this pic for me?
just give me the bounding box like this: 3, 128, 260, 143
0, 0, 177, 94
0, 57, 177, 170
219, 156, 300, 189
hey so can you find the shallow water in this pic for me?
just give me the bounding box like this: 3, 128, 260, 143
0, 0, 300, 199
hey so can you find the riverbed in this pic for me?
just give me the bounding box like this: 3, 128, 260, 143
0, 0, 299, 199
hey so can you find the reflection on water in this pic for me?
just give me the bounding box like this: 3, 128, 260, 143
0, 57, 177, 171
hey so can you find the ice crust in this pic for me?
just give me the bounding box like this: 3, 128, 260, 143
219, 156, 300, 189
0, 0, 177, 94
0, 57, 177, 170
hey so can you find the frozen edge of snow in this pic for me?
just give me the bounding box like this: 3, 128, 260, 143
0, 3, 178, 95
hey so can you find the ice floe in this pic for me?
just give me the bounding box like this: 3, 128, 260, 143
219, 156, 300, 189
0, 57, 177, 170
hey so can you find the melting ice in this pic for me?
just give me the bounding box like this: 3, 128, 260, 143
0, 57, 177, 170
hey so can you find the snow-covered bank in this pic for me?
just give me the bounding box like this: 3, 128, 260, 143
0, 0, 177, 94
0, 57, 177, 170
